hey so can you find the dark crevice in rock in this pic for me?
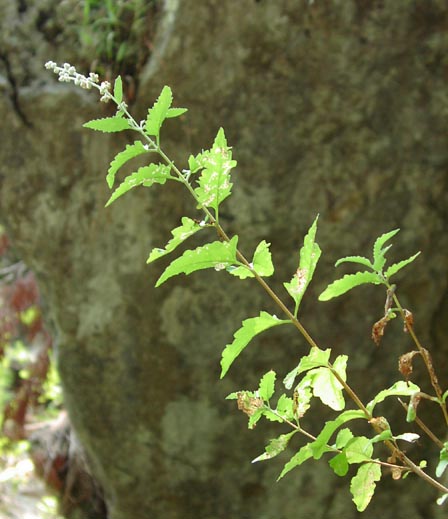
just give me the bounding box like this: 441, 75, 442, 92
0, 52, 32, 127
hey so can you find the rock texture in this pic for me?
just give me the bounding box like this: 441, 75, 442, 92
1, 1, 448, 518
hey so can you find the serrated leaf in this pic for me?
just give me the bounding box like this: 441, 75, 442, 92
350, 462, 381, 512
145, 86, 173, 137
385, 252, 421, 279
345, 437, 373, 463
229, 240, 274, 279
277, 444, 314, 480
372, 229, 400, 271
156, 236, 239, 287
310, 410, 365, 460
334, 255, 373, 269
259, 370, 276, 401
283, 347, 331, 389
276, 394, 295, 421
83, 114, 131, 133
166, 107, 188, 118
310, 355, 347, 411
336, 428, 354, 449
106, 141, 148, 189
105, 163, 171, 207
113, 76, 123, 104
147, 217, 203, 263
252, 431, 296, 463
329, 452, 349, 476
284, 216, 321, 313
318, 271, 381, 301
194, 128, 237, 212
366, 381, 420, 414
220, 312, 290, 378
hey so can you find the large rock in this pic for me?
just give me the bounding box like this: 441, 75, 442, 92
1, 1, 447, 518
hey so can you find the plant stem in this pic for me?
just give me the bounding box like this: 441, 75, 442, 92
117, 102, 448, 497
392, 292, 448, 426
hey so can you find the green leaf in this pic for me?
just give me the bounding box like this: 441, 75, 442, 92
258, 370, 276, 401
145, 86, 173, 138
156, 236, 239, 287
277, 444, 315, 480
329, 452, 349, 476
106, 141, 148, 188
284, 216, 321, 313
436, 442, 448, 478
113, 76, 123, 104
283, 347, 331, 390
147, 217, 203, 263
310, 355, 347, 411
318, 271, 382, 301
345, 437, 373, 463
335, 428, 354, 449
310, 410, 365, 460
385, 252, 421, 279
83, 114, 131, 133
220, 311, 290, 378
366, 381, 420, 414
276, 394, 295, 421
105, 163, 171, 207
166, 107, 188, 118
350, 462, 381, 512
229, 240, 274, 279
372, 229, 400, 271
194, 128, 237, 212
252, 431, 297, 463
334, 255, 373, 269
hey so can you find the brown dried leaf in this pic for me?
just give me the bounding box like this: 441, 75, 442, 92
398, 351, 419, 380
372, 315, 390, 346
403, 309, 414, 332
237, 392, 263, 417
420, 348, 440, 392
391, 466, 403, 480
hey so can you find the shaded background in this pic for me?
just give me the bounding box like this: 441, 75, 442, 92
1, 0, 448, 518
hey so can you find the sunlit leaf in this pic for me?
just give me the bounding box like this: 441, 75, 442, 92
156, 236, 239, 287
284, 216, 321, 313
106, 141, 149, 188
329, 452, 349, 476
258, 370, 276, 401
310, 354, 347, 411
145, 86, 173, 137
372, 229, 400, 271
252, 431, 296, 463
385, 252, 421, 279
277, 444, 316, 480
310, 410, 365, 460
366, 380, 420, 414
106, 164, 171, 206
83, 114, 131, 132
220, 312, 290, 378
229, 240, 274, 279
350, 462, 381, 512
318, 271, 381, 301
334, 255, 373, 269
166, 107, 188, 118
194, 128, 237, 212
345, 436, 373, 464
113, 76, 123, 104
147, 217, 203, 263
283, 347, 331, 389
